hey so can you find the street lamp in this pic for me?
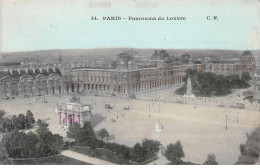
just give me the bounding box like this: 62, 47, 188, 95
237, 112, 239, 123
226, 114, 228, 130
149, 104, 151, 118
159, 102, 161, 113
44, 94, 46, 103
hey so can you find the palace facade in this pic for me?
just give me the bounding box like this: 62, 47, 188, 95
0, 50, 257, 99
70, 50, 189, 95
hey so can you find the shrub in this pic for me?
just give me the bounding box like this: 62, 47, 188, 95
164, 140, 185, 164
237, 127, 260, 164
203, 153, 218, 165
98, 128, 109, 140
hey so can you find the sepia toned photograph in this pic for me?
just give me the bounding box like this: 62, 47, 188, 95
0, 0, 260, 166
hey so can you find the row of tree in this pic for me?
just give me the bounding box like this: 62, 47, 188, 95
165, 141, 217, 165
0, 110, 35, 133
176, 69, 252, 97
67, 122, 218, 164
236, 127, 260, 164
67, 122, 161, 163
131, 139, 161, 163
0, 110, 65, 160
0, 109, 220, 164
0, 120, 64, 159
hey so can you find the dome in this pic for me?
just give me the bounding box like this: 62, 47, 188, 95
117, 51, 134, 61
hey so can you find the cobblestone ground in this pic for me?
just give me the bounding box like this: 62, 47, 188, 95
0, 86, 259, 165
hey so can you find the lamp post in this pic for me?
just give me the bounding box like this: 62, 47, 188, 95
159, 102, 160, 113
149, 104, 151, 118
130, 99, 133, 145
226, 114, 228, 130
259, 104, 260, 126
237, 112, 239, 123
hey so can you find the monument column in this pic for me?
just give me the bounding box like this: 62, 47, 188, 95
65, 113, 67, 126
72, 114, 75, 123
77, 115, 80, 125
59, 112, 61, 124
80, 113, 84, 127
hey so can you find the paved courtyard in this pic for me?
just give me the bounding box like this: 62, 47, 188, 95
0, 86, 259, 165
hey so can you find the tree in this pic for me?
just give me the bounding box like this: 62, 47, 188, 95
2, 130, 23, 158
2, 118, 13, 132
131, 143, 144, 160
204, 153, 218, 165
82, 121, 96, 140
36, 127, 64, 157
36, 121, 50, 138
67, 123, 81, 138
17, 114, 26, 129
98, 128, 109, 140
18, 132, 39, 158
1, 120, 65, 159
119, 145, 131, 159
176, 69, 250, 97
236, 127, 260, 164
164, 140, 185, 164
69, 121, 96, 145
0, 110, 5, 118
64, 141, 71, 150
142, 139, 161, 154
241, 71, 252, 81
48, 134, 64, 155
37, 119, 42, 125
26, 110, 35, 128
0, 141, 8, 161
11, 115, 19, 129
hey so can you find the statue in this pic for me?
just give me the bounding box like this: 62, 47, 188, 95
184, 74, 195, 98
155, 121, 163, 132
70, 95, 81, 103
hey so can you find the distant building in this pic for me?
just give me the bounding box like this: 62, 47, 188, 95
253, 51, 260, 103
0, 49, 256, 98
236, 51, 255, 76
70, 50, 188, 95
203, 52, 255, 77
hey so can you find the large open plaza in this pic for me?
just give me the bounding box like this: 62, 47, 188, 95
0, 85, 259, 164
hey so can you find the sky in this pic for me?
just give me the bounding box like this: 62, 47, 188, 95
1, 0, 260, 52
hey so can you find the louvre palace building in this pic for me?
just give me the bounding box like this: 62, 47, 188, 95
0, 50, 256, 99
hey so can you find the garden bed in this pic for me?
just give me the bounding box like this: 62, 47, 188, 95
71, 146, 158, 165
0, 155, 91, 165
